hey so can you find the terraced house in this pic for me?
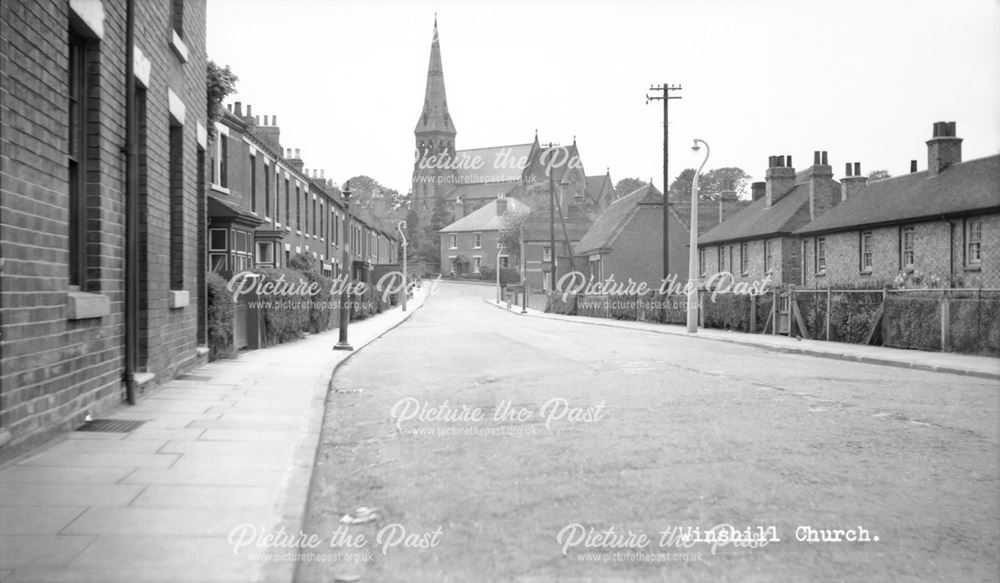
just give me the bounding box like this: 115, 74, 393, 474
1, 0, 208, 458
207, 102, 398, 282
795, 123, 999, 288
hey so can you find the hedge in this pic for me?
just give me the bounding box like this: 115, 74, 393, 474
206, 271, 235, 360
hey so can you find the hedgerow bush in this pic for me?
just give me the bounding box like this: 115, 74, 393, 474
479, 266, 521, 285
257, 266, 310, 346
701, 293, 751, 331
546, 292, 577, 315
206, 271, 235, 360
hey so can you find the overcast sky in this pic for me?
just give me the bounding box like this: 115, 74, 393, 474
207, 0, 998, 198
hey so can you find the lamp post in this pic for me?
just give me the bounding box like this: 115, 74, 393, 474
496, 242, 505, 303
334, 181, 354, 350
687, 139, 710, 333
548, 148, 556, 292
397, 220, 408, 312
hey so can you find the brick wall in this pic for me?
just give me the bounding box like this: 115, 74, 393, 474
802, 213, 1000, 288
0, 0, 207, 459
698, 236, 797, 291
440, 230, 501, 276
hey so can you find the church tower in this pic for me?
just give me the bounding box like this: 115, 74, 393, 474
412, 16, 457, 216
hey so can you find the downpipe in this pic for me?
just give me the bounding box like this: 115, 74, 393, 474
122, 0, 138, 404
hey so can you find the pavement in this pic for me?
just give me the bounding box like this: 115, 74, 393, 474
487, 298, 1000, 380
0, 286, 428, 583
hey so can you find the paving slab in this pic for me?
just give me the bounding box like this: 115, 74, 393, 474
0, 287, 428, 583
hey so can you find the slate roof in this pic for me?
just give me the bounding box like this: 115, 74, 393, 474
698, 170, 835, 245
585, 173, 614, 206
574, 183, 660, 255
440, 198, 529, 233
453, 143, 534, 184
444, 182, 520, 203
795, 155, 1000, 235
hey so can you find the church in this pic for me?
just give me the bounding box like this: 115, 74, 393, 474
412, 17, 615, 283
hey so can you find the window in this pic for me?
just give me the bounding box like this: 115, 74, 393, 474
449, 234, 457, 249
966, 220, 982, 265
209, 228, 228, 272
170, 0, 184, 37
499, 255, 510, 269
255, 241, 275, 267
764, 239, 773, 273
902, 227, 915, 268
212, 132, 228, 189
274, 170, 281, 223
815, 237, 826, 273
232, 230, 252, 271
699, 248, 706, 276
313, 198, 317, 236
284, 178, 290, 224
264, 161, 271, 216
543, 247, 552, 262
67, 30, 89, 288
860, 231, 873, 272
249, 154, 257, 212
473, 233, 482, 248
718, 247, 725, 272
473, 256, 482, 273
740, 242, 749, 275
295, 185, 301, 231
169, 121, 184, 289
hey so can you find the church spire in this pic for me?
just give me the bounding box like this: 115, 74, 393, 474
415, 16, 455, 136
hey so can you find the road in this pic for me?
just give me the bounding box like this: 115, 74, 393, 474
296, 281, 999, 583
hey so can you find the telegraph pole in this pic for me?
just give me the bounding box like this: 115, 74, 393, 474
647, 83, 682, 280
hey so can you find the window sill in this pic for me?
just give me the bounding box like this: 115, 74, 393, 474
68, 291, 111, 320
814, 271, 826, 277
859, 270, 872, 276
211, 184, 230, 195
168, 290, 189, 309
170, 29, 189, 63
964, 265, 982, 272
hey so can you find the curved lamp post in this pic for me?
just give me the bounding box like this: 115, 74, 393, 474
334, 181, 354, 350
496, 242, 505, 303
687, 139, 710, 333
397, 220, 408, 312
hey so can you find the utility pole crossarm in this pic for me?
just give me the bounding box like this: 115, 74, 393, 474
647, 83, 682, 281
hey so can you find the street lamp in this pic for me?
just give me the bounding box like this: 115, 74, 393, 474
687, 139, 710, 333
496, 242, 505, 303
334, 181, 354, 351
397, 220, 408, 312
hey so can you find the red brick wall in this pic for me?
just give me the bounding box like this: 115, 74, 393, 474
698, 236, 798, 289
440, 230, 501, 276
802, 213, 1000, 288
0, 0, 207, 459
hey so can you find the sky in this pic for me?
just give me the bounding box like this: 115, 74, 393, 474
207, 0, 999, 198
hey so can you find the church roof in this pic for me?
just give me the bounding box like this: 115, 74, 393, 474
445, 182, 521, 202
440, 198, 529, 233
451, 143, 535, 184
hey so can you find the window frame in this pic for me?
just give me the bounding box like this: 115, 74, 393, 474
860, 231, 873, 273
740, 242, 750, 275
901, 227, 915, 269
966, 219, 982, 266
814, 237, 826, 274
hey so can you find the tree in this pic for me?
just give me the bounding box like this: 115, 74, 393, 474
614, 178, 647, 198
498, 206, 531, 261
868, 169, 891, 182
668, 167, 751, 201
206, 61, 238, 136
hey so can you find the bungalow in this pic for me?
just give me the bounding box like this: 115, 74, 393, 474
698, 152, 842, 288
794, 123, 999, 288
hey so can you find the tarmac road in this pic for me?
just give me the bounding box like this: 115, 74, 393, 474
296, 281, 999, 583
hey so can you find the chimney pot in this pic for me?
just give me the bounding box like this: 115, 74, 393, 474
321, 170, 325, 179
234, 102, 242, 117
226, 103, 232, 112
254, 115, 260, 125
246, 104, 252, 117
813, 151, 821, 165
272, 115, 277, 126
786, 155, 792, 168
845, 162, 852, 177
294, 148, 300, 159
854, 162, 861, 176
910, 160, 917, 172
821, 151, 828, 165
947, 121, 956, 137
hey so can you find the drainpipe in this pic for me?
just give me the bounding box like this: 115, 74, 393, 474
123, 0, 138, 404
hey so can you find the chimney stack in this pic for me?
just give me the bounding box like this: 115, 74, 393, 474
251, 115, 281, 152
808, 150, 836, 220
765, 154, 796, 207
927, 121, 962, 176
751, 181, 766, 201
910, 160, 918, 173
320, 170, 325, 179
718, 181, 739, 223
234, 102, 243, 117
246, 104, 252, 118
496, 195, 508, 216
840, 161, 867, 201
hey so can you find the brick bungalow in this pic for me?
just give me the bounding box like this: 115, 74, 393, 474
794, 123, 1000, 288
698, 152, 842, 288
1, 0, 208, 458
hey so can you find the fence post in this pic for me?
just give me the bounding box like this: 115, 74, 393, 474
771, 289, 777, 335
749, 294, 757, 334
940, 290, 951, 352
825, 288, 832, 341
